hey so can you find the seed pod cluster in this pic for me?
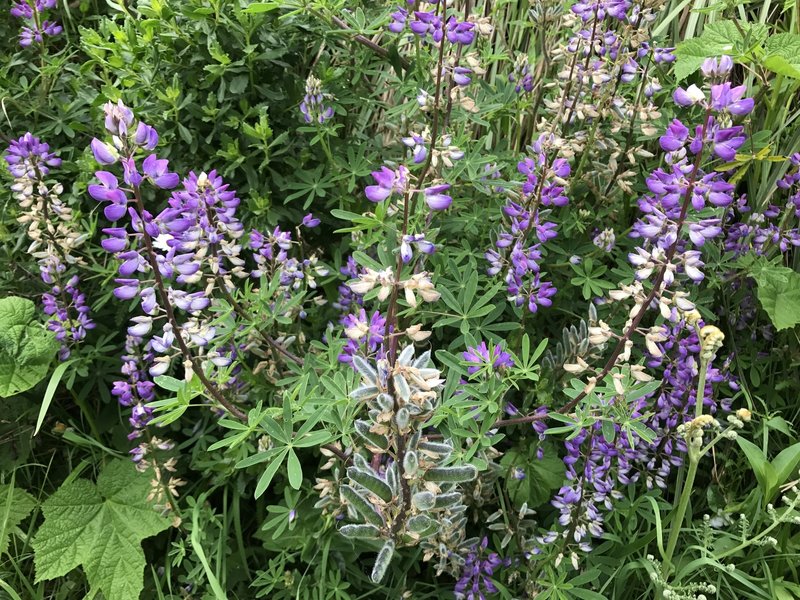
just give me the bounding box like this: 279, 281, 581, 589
336, 346, 478, 582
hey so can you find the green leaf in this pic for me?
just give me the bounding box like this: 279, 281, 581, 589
735, 437, 775, 498
763, 33, 800, 79
751, 264, 800, 331
0, 297, 59, 397
242, 1, 279, 13
771, 442, 800, 499
255, 447, 289, 498
35, 359, 76, 436
32, 460, 171, 600
0, 483, 35, 555
286, 448, 302, 490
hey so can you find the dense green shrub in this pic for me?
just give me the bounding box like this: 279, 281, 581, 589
2, 0, 800, 599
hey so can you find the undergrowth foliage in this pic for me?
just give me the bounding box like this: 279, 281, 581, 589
1, 0, 800, 599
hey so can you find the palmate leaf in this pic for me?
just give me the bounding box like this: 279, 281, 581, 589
750, 263, 800, 331
32, 460, 171, 600
0, 297, 59, 398
0, 483, 36, 555
763, 33, 800, 79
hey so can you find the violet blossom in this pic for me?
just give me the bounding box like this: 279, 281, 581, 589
5, 134, 93, 360
462, 342, 514, 375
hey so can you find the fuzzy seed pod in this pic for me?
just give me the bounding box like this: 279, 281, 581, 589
341, 485, 384, 527
370, 540, 395, 583
424, 465, 478, 483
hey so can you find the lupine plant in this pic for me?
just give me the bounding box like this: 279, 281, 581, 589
2, 1, 800, 599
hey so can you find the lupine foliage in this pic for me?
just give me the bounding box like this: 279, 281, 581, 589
1, 0, 800, 599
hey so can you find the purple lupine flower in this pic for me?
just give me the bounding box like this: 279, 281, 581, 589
452, 66, 472, 86
90, 138, 118, 165
89, 171, 130, 220
701, 55, 734, 78
423, 184, 452, 210
673, 84, 705, 107
409, 11, 443, 43
41, 272, 94, 360
710, 83, 754, 116
445, 17, 475, 45
134, 122, 159, 149
334, 255, 365, 312
710, 125, 746, 161
659, 119, 689, 152
509, 56, 533, 94
592, 228, 616, 252
488, 135, 567, 314
388, 7, 408, 33
4, 132, 60, 177
571, 0, 632, 21
302, 213, 321, 228
10, 1, 34, 18
653, 46, 676, 63
454, 537, 507, 600
6, 134, 93, 360
463, 341, 514, 375
14, 0, 62, 48
400, 233, 435, 263
338, 309, 386, 364
365, 165, 410, 202
527, 276, 557, 312
104, 100, 135, 136
19, 21, 62, 46
142, 154, 180, 189
401, 131, 428, 164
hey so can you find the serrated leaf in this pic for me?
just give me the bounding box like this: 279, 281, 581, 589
0, 297, 58, 397
1, 483, 36, 555
763, 33, 800, 79
751, 264, 800, 330
32, 460, 171, 600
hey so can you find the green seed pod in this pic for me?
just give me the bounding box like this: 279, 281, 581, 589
350, 385, 379, 400
347, 466, 393, 502
407, 514, 437, 534
354, 420, 389, 450
340, 485, 384, 527
370, 540, 395, 584
433, 492, 462, 508
352, 453, 370, 471
412, 491, 436, 511
418, 440, 454, 458
340, 524, 381, 539
375, 393, 394, 412
394, 374, 411, 402
413, 349, 431, 369
395, 407, 410, 429
397, 345, 415, 366
407, 405, 425, 417
386, 462, 400, 496
424, 465, 478, 483
403, 450, 419, 476
353, 355, 377, 381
